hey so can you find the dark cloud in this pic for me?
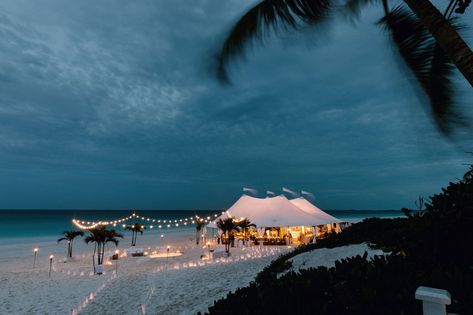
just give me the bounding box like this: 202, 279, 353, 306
0, 0, 471, 210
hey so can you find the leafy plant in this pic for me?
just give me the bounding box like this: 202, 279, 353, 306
216, 218, 241, 253
196, 219, 207, 245
57, 230, 84, 258
216, 0, 473, 134
235, 218, 256, 245
125, 223, 145, 247
206, 161, 473, 314
84, 226, 123, 274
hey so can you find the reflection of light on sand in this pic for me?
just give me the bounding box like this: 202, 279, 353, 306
149, 252, 182, 258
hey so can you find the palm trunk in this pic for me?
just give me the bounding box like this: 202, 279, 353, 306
92, 243, 97, 273
69, 240, 73, 258
101, 243, 105, 265
403, 0, 473, 87
98, 242, 103, 265
225, 231, 230, 253
196, 229, 200, 245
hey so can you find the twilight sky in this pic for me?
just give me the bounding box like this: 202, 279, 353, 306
0, 0, 472, 210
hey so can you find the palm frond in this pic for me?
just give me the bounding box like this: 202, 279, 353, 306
379, 6, 466, 134
218, 0, 332, 83
57, 237, 67, 243
84, 235, 95, 244
343, 0, 383, 19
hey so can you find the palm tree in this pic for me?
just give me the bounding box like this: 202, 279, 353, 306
217, 0, 472, 134
57, 230, 84, 258
125, 223, 145, 247
235, 218, 256, 245
196, 219, 206, 245
84, 227, 123, 274
216, 218, 241, 253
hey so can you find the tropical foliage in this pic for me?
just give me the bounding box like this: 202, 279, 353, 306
206, 161, 473, 314
196, 219, 207, 245
125, 223, 145, 247
57, 230, 84, 258
216, 218, 241, 253
235, 218, 256, 245
216, 0, 472, 134
84, 227, 123, 273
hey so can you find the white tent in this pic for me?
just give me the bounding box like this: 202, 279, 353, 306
289, 197, 341, 225
208, 194, 340, 228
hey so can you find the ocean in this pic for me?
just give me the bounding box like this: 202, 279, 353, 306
0, 209, 403, 241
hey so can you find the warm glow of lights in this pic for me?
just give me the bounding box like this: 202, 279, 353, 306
49, 255, 54, 259
149, 252, 182, 258
72, 211, 214, 231
34, 248, 38, 252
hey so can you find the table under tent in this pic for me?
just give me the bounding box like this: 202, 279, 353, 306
207, 195, 343, 245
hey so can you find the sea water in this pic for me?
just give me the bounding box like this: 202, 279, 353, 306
0, 209, 403, 241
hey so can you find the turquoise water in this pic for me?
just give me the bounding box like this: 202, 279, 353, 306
0, 209, 403, 240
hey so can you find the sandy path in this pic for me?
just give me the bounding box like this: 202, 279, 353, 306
81, 246, 288, 315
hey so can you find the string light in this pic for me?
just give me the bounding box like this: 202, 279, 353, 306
72, 211, 221, 230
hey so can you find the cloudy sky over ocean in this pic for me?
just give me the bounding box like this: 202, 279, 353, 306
0, 0, 472, 210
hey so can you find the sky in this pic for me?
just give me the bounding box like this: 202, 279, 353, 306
0, 0, 472, 210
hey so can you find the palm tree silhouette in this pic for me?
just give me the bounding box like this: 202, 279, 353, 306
125, 223, 145, 247
217, 0, 472, 134
84, 227, 123, 274
235, 218, 256, 245
57, 230, 84, 258
195, 220, 206, 245
216, 218, 241, 254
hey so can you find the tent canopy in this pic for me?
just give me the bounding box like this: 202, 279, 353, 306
289, 197, 341, 224
208, 194, 340, 228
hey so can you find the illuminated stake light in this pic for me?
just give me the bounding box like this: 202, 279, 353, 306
49, 255, 54, 277
33, 248, 39, 268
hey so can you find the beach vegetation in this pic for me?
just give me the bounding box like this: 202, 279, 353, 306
207, 162, 473, 314
84, 227, 123, 274
215, 0, 472, 135
235, 218, 256, 245
216, 218, 241, 254
125, 223, 145, 247
196, 220, 207, 245
57, 230, 84, 258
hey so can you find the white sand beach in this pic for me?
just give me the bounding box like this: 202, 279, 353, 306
0, 231, 289, 315
0, 231, 386, 315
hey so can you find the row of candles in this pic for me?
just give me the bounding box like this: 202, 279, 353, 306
31, 236, 176, 276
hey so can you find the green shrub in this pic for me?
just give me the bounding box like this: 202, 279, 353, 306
206, 163, 473, 314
